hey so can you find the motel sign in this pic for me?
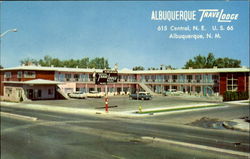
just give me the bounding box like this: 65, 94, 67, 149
95, 70, 118, 85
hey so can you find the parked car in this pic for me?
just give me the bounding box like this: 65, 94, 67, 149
68, 91, 87, 99
129, 92, 152, 100
163, 89, 183, 96
86, 91, 103, 98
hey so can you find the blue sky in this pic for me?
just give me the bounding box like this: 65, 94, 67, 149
1, 1, 249, 69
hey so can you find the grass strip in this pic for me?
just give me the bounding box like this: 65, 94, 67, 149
137, 104, 224, 114
241, 101, 250, 103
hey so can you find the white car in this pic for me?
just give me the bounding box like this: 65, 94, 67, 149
163, 89, 183, 96
68, 91, 87, 99
86, 91, 103, 98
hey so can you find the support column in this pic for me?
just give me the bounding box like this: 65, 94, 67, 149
95, 85, 97, 91
201, 85, 203, 96
169, 75, 172, 90
185, 85, 187, 93
105, 85, 108, 96
85, 84, 88, 93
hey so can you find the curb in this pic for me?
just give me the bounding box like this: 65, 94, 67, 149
222, 120, 250, 132
224, 100, 249, 105
134, 103, 225, 115
0, 102, 139, 118
1, 112, 38, 121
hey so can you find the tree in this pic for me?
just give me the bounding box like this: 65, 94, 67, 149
184, 53, 241, 69
20, 58, 39, 66
79, 57, 90, 68
88, 57, 109, 69
133, 66, 145, 71
214, 57, 241, 68
21, 56, 110, 69
148, 67, 159, 70
165, 65, 175, 70
205, 53, 216, 68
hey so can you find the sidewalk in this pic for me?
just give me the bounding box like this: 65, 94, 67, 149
223, 119, 250, 132
224, 100, 249, 105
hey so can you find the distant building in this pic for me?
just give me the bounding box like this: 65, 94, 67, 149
0, 65, 249, 102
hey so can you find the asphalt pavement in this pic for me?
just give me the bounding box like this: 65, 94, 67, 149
22, 96, 219, 112
1, 105, 250, 159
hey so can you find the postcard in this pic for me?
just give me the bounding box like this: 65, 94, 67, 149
1, 1, 249, 159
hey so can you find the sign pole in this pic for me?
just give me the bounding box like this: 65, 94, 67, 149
105, 84, 108, 113
96, 69, 118, 113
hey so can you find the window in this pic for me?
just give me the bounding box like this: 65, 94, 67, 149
80, 74, 87, 82
65, 74, 72, 81
17, 71, 22, 78
74, 74, 79, 81
5, 88, 12, 96
48, 88, 53, 95
212, 75, 219, 80
195, 86, 201, 93
172, 86, 177, 90
164, 75, 170, 82
89, 74, 93, 81
195, 75, 202, 83
17, 89, 22, 98
172, 75, 177, 83
178, 75, 185, 83
212, 75, 219, 83
227, 74, 238, 91
24, 71, 36, 78
38, 90, 42, 98
123, 75, 128, 82
187, 75, 192, 83
151, 75, 155, 82
59, 74, 65, 82
4, 72, 12, 78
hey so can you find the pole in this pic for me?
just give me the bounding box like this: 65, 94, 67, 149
105, 84, 108, 112
0, 29, 17, 38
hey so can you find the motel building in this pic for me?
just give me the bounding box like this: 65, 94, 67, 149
0, 65, 249, 102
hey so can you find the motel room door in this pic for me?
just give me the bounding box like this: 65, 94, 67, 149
27, 89, 33, 99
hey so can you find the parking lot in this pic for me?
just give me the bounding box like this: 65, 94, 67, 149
23, 95, 220, 112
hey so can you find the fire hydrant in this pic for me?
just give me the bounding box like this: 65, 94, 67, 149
138, 106, 142, 113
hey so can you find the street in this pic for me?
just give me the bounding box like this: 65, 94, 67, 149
1, 104, 249, 159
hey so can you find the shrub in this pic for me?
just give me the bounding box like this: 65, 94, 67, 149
223, 91, 249, 101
